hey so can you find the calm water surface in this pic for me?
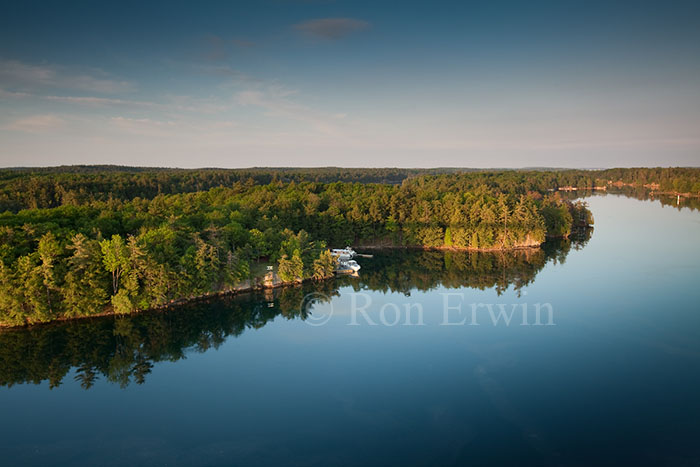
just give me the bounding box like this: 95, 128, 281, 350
1, 194, 700, 466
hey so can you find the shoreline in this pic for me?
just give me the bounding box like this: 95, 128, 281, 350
603, 185, 700, 198
0, 274, 309, 331
0, 237, 585, 331
355, 243, 543, 253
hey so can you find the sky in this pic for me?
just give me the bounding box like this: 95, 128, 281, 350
1, 0, 699, 168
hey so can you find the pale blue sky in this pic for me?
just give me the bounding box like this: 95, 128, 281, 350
1, 0, 699, 168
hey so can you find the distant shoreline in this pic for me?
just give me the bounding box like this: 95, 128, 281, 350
355, 243, 543, 253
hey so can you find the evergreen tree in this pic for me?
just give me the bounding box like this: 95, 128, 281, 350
313, 250, 337, 280
100, 235, 129, 294
64, 234, 109, 317
278, 250, 304, 282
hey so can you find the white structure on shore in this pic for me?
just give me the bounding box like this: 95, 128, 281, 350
331, 247, 357, 261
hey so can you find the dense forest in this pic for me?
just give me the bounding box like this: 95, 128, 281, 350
0, 166, 698, 212
0, 169, 593, 327
0, 165, 696, 328
0, 240, 586, 389
0, 167, 436, 211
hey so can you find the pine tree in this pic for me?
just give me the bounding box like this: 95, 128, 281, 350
0, 261, 24, 326
37, 232, 61, 312
313, 250, 337, 280
444, 227, 453, 247
278, 250, 304, 282
100, 235, 129, 294
64, 234, 108, 317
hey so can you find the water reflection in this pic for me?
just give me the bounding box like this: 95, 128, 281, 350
0, 232, 590, 390
354, 236, 589, 296
562, 187, 700, 212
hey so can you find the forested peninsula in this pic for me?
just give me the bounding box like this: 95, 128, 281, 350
0, 167, 697, 327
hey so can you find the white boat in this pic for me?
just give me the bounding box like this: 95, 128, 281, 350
338, 259, 361, 272
331, 246, 357, 260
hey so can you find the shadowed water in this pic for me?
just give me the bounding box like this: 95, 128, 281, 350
1, 194, 699, 466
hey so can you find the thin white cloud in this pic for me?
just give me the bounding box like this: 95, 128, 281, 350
1, 87, 229, 115
294, 18, 369, 40
110, 116, 178, 137
1, 58, 358, 151
0, 88, 31, 99
236, 86, 347, 137
108, 116, 239, 139
0, 59, 134, 94
5, 114, 65, 132
45, 95, 153, 107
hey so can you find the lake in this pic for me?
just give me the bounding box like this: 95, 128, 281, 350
1, 194, 700, 466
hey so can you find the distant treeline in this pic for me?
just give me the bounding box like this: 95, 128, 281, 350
0, 166, 698, 212
0, 167, 439, 211
0, 172, 591, 326
0, 241, 585, 389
